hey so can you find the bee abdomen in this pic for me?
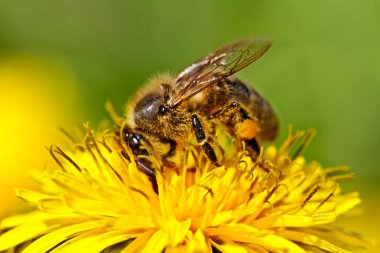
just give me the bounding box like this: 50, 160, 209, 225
226, 78, 278, 141
225, 78, 251, 104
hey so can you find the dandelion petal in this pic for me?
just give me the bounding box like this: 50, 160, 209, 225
22, 220, 107, 253
0, 222, 55, 251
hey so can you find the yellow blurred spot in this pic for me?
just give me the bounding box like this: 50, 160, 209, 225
335, 194, 380, 252
0, 55, 81, 217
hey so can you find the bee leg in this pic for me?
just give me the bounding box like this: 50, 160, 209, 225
234, 104, 261, 158
121, 127, 158, 192
216, 101, 261, 158
136, 159, 158, 193
120, 149, 155, 176
121, 150, 158, 193
243, 138, 260, 158
161, 139, 177, 167
191, 114, 220, 167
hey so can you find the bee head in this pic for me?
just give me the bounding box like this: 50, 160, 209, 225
134, 83, 173, 126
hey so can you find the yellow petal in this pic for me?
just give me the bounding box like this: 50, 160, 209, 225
54, 230, 137, 253
141, 229, 168, 253
0, 222, 57, 251
0, 211, 78, 229
15, 188, 72, 213
277, 229, 351, 253
122, 230, 155, 253
210, 210, 234, 227
64, 196, 126, 217
186, 229, 210, 253
15, 188, 61, 204
252, 213, 336, 229
206, 223, 305, 253
214, 243, 248, 253
296, 226, 371, 251
242, 244, 270, 253
335, 192, 361, 215
113, 214, 154, 230
163, 218, 191, 247
22, 220, 107, 253
211, 236, 267, 253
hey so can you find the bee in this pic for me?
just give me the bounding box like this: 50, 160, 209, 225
119, 37, 278, 177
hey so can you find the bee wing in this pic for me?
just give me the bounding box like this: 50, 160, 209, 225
168, 37, 272, 107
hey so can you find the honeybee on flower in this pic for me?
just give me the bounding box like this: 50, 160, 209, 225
0, 38, 370, 253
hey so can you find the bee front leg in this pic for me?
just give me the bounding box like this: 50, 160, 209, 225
191, 114, 220, 167
121, 150, 155, 176
121, 126, 159, 192
121, 149, 158, 193
161, 138, 177, 167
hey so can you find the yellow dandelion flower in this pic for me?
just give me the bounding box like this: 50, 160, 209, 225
0, 124, 369, 253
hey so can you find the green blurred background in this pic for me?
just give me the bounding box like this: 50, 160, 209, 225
0, 0, 379, 244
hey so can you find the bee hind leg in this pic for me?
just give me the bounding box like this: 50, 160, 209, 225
216, 101, 261, 159
243, 138, 260, 159
191, 114, 220, 167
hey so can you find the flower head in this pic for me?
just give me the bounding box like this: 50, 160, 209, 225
0, 124, 369, 252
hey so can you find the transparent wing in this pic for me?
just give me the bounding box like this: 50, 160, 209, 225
168, 36, 272, 107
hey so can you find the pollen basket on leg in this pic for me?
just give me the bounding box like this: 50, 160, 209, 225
238, 119, 258, 140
